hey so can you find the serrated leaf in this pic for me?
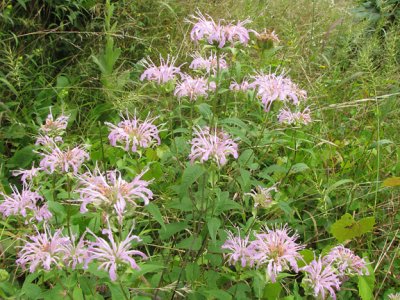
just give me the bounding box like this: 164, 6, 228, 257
331, 213, 375, 242
207, 217, 221, 244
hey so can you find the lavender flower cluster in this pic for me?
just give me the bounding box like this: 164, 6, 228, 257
223, 227, 369, 300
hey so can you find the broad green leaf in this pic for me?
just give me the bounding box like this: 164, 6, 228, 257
207, 217, 221, 244
358, 276, 373, 300
177, 164, 205, 196
7, 146, 35, 168
72, 287, 84, 300
331, 213, 375, 242
159, 221, 188, 240
176, 236, 202, 251
145, 203, 165, 230
185, 262, 200, 282
264, 282, 282, 300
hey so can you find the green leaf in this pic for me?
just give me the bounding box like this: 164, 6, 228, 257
185, 262, 200, 282
289, 163, 310, 174
264, 282, 282, 300
331, 213, 375, 242
176, 164, 205, 196
159, 221, 188, 240
21, 283, 42, 299
298, 249, 315, 268
176, 236, 202, 251
358, 276, 373, 300
207, 217, 221, 244
7, 146, 35, 168
145, 203, 165, 230
72, 287, 84, 300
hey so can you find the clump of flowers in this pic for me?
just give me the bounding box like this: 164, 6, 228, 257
222, 229, 256, 268
189, 126, 238, 167
251, 225, 304, 282
324, 245, 369, 278
174, 75, 216, 101
16, 226, 71, 272
189, 11, 252, 48
0, 185, 52, 223
39, 144, 89, 174
277, 107, 312, 125
301, 257, 341, 300
189, 52, 228, 74
105, 112, 161, 153
77, 166, 153, 223
250, 71, 307, 111
86, 222, 147, 281
245, 185, 278, 208
140, 55, 183, 84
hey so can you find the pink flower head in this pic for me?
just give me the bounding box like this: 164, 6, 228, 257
301, 257, 341, 300
0, 185, 52, 222
86, 221, 148, 281
40, 109, 69, 135
77, 165, 153, 224
12, 164, 41, 184
39, 143, 89, 174
245, 186, 278, 208
324, 245, 369, 277
61, 234, 89, 270
254, 29, 280, 44
16, 226, 70, 272
189, 11, 251, 48
222, 19, 252, 46
229, 79, 251, 92
251, 224, 304, 282
174, 75, 215, 101
250, 71, 307, 111
277, 107, 312, 125
189, 126, 238, 167
140, 55, 183, 84
189, 52, 228, 74
222, 229, 256, 268
105, 112, 161, 153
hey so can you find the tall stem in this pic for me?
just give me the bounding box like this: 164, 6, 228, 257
212, 48, 221, 126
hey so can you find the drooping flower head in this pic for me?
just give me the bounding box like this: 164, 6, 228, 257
174, 75, 216, 101
105, 112, 161, 153
16, 226, 71, 272
140, 55, 183, 84
0, 185, 52, 222
250, 71, 307, 111
324, 245, 369, 278
77, 165, 153, 224
39, 143, 89, 174
301, 257, 341, 300
40, 108, 69, 136
245, 185, 278, 208
222, 229, 256, 268
189, 52, 228, 74
12, 164, 41, 184
251, 224, 304, 282
86, 221, 148, 281
189, 11, 251, 48
277, 107, 312, 125
189, 126, 238, 167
